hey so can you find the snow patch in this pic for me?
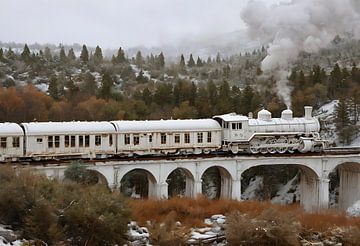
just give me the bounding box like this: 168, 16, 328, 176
242, 176, 263, 200
271, 174, 300, 205
347, 200, 360, 217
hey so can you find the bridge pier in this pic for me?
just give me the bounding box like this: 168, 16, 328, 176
231, 179, 241, 200
157, 182, 169, 199
338, 166, 360, 210
300, 174, 329, 212
194, 180, 202, 197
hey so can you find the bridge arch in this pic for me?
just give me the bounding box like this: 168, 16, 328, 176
328, 161, 360, 210
119, 168, 158, 198
241, 163, 326, 212
166, 167, 195, 198
201, 165, 233, 199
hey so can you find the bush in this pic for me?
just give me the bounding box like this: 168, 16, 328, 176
0, 166, 131, 245
226, 208, 300, 246
64, 161, 99, 185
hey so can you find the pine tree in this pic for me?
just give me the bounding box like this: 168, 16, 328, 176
6, 47, 15, 60
48, 77, 59, 100
207, 56, 212, 64
216, 52, 221, 63
59, 46, 67, 63
44, 47, 52, 61
82, 72, 97, 95
93, 45, 103, 65
196, 57, 203, 67
187, 54, 195, 67
80, 44, 89, 63
0, 48, 4, 62
218, 80, 232, 113
334, 98, 354, 145
179, 54, 185, 69
99, 71, 114, 99
21, 44, 31, 62
135, 51, 143, 67
67, 48, 76, 60
115, 47, 126, 64
157, 52, 165, 68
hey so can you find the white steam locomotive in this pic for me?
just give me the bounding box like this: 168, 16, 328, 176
0, 106, 328, 161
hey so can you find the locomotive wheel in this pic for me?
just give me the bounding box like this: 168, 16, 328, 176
260, 148, 268, 154
287, 138, 299, 153
249, 139, 261, 154
276, 137, 288, 154
267, 138, 277, 154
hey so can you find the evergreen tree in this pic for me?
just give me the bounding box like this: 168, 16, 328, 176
217, 80, 232, 113
67, 48, 76, 60
0, 48, 4, 62
6, 47, 15, 60
48, 76, 60, 100
196, 57, 203, 67
207, 56, 212, 64
80, 44, 89, 63
21, 44, 31, 62
216, 52, 221, 63
44, 47, 52, 61
328, 63, 342, 98
135, 51, 143, 67
157, 52, 165, 68
334, 98, 354, 145
114, 47, 126, 64
59, 46, 67, 63
187, 54, 195, 67
93, 45, 103, 65
82, 72, 97, 95
179, 54, 186, 69
99, 71, 114, 99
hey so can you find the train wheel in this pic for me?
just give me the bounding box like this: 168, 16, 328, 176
249, 139, 260, 154
267, 138, 277, 154
276, 137, 288, 154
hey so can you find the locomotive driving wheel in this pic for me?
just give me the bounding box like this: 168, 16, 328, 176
267, 138, 277, 154
249, 139, 261, 154
276, 137, 288, 154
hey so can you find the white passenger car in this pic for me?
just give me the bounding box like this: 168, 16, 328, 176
21, 122, 116, 159
0, 123, 24, 161
111, 119, 222, 155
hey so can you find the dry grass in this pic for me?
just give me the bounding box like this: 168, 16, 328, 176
130, 197, 360, 233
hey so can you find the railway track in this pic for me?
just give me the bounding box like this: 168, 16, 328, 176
8, 146, 359, 167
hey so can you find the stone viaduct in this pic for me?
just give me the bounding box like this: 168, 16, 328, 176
33, 152, 360, 212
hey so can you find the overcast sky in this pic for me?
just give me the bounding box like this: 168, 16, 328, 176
0, 0, 280, 49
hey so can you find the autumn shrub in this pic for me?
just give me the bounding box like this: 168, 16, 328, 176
226, 208, 300, 246
148, 211, 189, 246
63, 161, 99, 185
0, 166, 131, 245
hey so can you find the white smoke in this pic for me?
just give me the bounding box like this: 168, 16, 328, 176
241, 0, 360, 108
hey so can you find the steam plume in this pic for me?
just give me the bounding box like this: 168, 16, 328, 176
241, 0, 360, 108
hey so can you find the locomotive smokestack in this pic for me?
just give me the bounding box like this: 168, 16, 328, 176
304, 106, 313, 120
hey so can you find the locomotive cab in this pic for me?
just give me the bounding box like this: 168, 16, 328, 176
213, 113, 249, 153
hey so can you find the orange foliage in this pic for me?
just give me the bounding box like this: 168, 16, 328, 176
130, 197, 360, 232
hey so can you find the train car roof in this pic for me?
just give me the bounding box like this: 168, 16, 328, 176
21, 122, 116, 135
213, 113, 248, 122
0, 123, 23, 136
248, 117, 318, 125
111, 119, 221, 132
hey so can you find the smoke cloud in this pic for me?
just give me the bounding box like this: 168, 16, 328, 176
241, 0, 360, 108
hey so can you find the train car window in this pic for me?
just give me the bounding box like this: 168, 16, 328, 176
238, 123, 242, 129
224, 122, 229, 129
71, 136, 76, 147
232, 123, 236, 129
197, 133, 203, 143
36, 138, 43, 143
79, 136, 84, 147
133, 135, 140, 145
125, 134, 130, 145
232, 123, 242, 130
148, 135, 152, 143
95, 135, 101, 146
85, 135, 90, 147
207, 132, 212, 143
174, 134, 180, 144
109, 135, 113, 146
55, 136, 60, 148
12, 137, 20, 148
48, 136, 53, 148
0, 137, 6, 148
184, 133, 190, 143
65, 136, 69, 147
161, 133, 166, 144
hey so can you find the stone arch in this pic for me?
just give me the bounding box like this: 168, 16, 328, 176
201, 166, 233, 199
241, 163, 323, 212
84, 169, 109, 186
328, 162, 360, 210
119, 168, 157, 198
166, 167, 195, 198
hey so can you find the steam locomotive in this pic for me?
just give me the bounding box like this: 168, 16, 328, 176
0, 106, 328, 161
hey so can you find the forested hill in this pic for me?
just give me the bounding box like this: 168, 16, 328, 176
0, 38, 359, 145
